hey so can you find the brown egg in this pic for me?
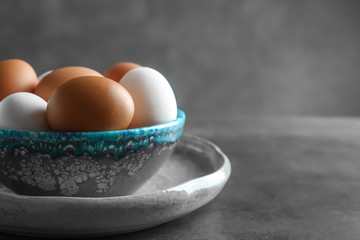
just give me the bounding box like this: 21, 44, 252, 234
0, 59, 38, 101
104, 62, 141, 82
34, 66, 102, 101
46, 76, 134, 132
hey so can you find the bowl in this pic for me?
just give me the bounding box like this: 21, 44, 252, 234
0, 109, 185, 197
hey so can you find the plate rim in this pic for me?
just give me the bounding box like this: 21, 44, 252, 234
0, 133, 231, 237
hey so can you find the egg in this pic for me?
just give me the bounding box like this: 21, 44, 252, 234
34, 66, 102, 101
0, 59, 38, 101
46, 76, 134, 132
120, 67, 177, 128
0, 92, 49, 131
38, 70, 53, 81
104, 62, 141, 82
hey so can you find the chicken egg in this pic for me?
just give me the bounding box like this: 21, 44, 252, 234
104, 62, 141, 82
38, 70, 53, 81
46, 76, 134, 132
121, 67, 177, 128
0, 59, 38, 101
0, 92, 49, 131
34, 66, 102, 101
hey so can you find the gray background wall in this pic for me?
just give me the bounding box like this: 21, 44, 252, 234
1, 0, 360, 119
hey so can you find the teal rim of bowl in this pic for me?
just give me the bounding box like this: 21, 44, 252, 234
0, 109, 185, 160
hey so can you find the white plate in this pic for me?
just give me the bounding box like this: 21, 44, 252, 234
0, 133, 231, 238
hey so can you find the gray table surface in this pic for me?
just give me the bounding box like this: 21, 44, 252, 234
3, 115, 360, 239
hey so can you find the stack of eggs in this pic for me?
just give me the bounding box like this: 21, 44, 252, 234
0, 59, 177, 132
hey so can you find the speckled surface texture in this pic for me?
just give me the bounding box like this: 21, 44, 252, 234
0, 133, 230, 237
0, 110, 185, 197
0, 142, 176, 197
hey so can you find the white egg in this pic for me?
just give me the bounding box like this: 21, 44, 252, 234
121, 67, 177, 128
0, 92, 50, 131
38, 70, 53, 81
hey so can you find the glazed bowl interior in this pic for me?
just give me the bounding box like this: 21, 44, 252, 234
0, 109, 185, 197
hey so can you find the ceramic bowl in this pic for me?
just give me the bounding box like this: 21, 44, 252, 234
0, 109, 185, 197
0, 133, 231, 237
